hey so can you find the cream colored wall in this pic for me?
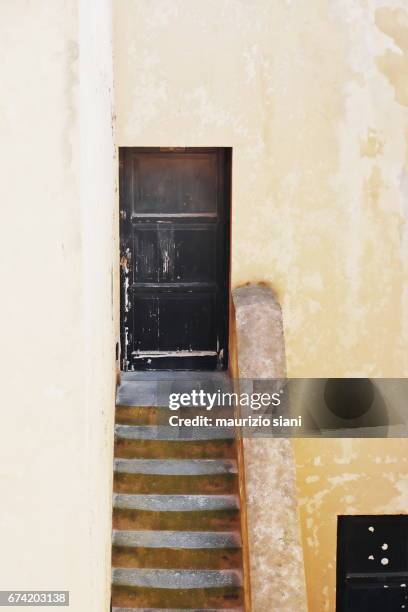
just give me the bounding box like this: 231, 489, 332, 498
1, 2, 406, 611
114, 0, 408, 378
0, 2, 115, 611
294, 438, 408, 612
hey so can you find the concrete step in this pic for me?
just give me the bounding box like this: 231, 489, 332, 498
113, 472, 238, 495
112, 530, 241, 549
112, 373, 244, 612
113, 494, 239, 512
115, 424, 235, 441
116, 405, 236, 426
114, 458, 238, 475
116, 371, 232, 407
113, 507, 240, 532
112, 608, 243, 612
112, 568, 243, 589
113, 608, 243, 612
111, 584, 243, 609
112, 545, 242, 570
115, 438, 237, 460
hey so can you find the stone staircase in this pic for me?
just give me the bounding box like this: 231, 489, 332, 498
111, 378, 245, 612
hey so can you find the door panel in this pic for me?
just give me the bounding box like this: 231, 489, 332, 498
120, 147, 230, 371
133, 229, 159, 283
131, 153, 218, 214
172, 227, 216, 283
345, 584, 406, 611
158, 293, 217, 352
132, 225, 216, 283
131, 296, 159, 352
337, 515, 408, 612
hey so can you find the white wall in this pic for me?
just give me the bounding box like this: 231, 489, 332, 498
0, 2, 116, 610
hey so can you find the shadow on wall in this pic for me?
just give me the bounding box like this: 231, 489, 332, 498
291, 378, 408, 437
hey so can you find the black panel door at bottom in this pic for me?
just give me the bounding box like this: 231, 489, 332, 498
337, 515, 408, 612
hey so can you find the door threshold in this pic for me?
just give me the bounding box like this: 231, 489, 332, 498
121, 370, 231, 381
117, 370, 232, 407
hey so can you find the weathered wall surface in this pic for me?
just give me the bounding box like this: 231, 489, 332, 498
294, 438, 408, 612
1, 2, 405, 611
114, 0, 408, 378
114, 7, 408, 608
0, 2, 115, 610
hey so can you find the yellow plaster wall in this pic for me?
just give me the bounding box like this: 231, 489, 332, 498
113, 4, 408, 611
294, 438, 408, 612
114, 0, 408, 378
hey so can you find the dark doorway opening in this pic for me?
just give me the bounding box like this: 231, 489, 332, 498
119, 147, 231, 371
337, 514, 408, 611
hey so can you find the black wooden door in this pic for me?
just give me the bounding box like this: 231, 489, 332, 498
337, 515, 408, 611
119, 147, 230, 371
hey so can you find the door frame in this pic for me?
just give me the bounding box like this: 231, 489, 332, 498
118, 146, 232, 372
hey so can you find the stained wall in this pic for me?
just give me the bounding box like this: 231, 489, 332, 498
294, 438, 408, 611
113, 2, 408, 611
114, 0, 408, 379
1, 2, 407, 611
